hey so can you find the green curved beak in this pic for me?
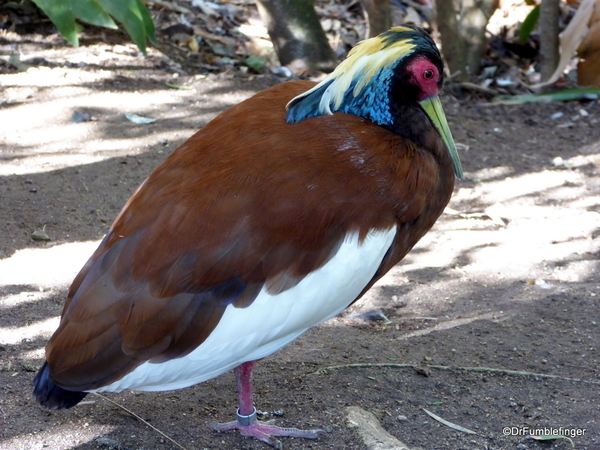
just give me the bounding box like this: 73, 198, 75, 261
420, 95, 463, 179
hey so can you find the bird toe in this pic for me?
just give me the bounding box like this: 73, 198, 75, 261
210, 419, 326, 448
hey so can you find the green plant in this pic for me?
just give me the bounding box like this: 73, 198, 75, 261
519, 4, 540, 43
31, 0, 156, 54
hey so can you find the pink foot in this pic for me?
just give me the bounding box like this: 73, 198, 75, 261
209, 407, 326, 449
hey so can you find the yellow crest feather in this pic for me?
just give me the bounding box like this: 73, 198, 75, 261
287, 26, 418, 115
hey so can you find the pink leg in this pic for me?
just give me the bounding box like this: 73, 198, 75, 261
209, 361, 326, 448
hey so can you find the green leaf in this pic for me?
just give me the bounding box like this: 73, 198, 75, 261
31, 0, 79, 46
519, 5, 540, 43
245, 55, 268, 73
136, 0, 156, 45
493, 87, 600, 104
32, 0, 155, 54
31, 225, 51, 242
72, 0, 117, 29
95, 0, 154, 54
165, 82, 192, 90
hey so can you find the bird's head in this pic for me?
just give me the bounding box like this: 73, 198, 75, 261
286, 25, 462, 179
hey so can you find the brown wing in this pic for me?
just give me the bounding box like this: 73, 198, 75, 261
46, 81, 447, 390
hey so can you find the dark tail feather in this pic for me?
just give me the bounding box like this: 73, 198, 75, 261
33, 362, 88, 410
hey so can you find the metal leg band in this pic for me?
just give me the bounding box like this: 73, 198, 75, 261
236, 406, 257, 426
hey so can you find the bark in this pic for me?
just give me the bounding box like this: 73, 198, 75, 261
436, 0, 499, 81
539, 0, 561, 81
437, 0, 467, 80
360, 0, 392, 38
255, 0, 338, 73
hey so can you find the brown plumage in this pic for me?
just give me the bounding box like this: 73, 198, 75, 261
34, 26, 461, 448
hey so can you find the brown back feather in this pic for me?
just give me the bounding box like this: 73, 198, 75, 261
47, 81, 454, 389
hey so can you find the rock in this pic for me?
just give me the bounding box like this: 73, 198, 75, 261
346, 406, 412, 450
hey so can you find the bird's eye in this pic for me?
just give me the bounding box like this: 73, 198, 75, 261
423, 69, 434, 80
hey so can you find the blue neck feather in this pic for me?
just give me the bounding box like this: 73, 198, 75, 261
285, 80, 334, 123
286, 66, 396, 127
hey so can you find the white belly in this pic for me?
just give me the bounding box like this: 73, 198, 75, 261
93, 226, 396, 393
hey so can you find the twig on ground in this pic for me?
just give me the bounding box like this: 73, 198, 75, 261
309, 363, 600, 385
93, 393, 190, 450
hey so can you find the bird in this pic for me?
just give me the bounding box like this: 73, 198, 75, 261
33, 25, 462, 448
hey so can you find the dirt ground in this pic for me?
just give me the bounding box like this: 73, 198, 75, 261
1, 32, 599, 450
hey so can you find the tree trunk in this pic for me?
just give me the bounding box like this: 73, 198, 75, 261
255, 0, 338, 73
437, 0, 467, 80
436, 0, 499, 81
360, 0, 392, 38
539, 0, 560, 81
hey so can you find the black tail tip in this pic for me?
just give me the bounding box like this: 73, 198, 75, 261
33, 362, 87, 410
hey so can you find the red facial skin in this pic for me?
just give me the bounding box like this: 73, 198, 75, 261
406, 56, 442, 102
